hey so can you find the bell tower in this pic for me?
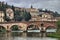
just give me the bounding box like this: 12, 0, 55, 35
31, 5, 33, 8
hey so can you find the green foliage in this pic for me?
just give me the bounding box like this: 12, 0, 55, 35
11, 5, 15, 11
56, 20, 60, 32
22, 11, 31, 21
14, 15, 23, 21
47, 20, 60, 38
0, 2, 8, 11
57, 21, 60, 27
28, 25, 34, 28
5, 16, 11, 22
14, 10, 20, 15
0, 26, 6, 32
14, 10, 23, 21
14, 10, 31, 21
0, 2, 60, 22
11, 25, 19, 31
24, 12, 31, 21
47, 32, 60, 38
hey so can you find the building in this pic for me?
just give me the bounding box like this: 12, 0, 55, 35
25, 6, 39, 17
0, 11, 5, 22
0, 1, 4, 6
42, 13, 53, 18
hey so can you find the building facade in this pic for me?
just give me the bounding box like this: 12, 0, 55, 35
0, 11, 5, 22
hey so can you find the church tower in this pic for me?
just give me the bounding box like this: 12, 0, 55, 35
31, 5, 33, 8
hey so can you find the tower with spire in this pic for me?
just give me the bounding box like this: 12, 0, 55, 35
31, 5, 33, 9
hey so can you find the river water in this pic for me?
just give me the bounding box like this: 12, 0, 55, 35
0, 32, 59, 40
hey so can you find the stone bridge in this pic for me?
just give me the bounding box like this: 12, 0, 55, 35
0, 21, 57, 31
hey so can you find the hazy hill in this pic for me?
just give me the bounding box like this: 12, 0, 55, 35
0, 2, 60, 17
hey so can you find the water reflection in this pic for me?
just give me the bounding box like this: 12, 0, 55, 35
0, 32, 58, 40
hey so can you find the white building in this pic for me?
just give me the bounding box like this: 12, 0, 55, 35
0, 11, 5, 22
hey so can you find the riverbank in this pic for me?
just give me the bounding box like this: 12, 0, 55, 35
47, 32, 60, 38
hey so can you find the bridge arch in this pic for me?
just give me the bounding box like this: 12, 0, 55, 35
27, 24, 39, 30
0, 26, 6, 32
10, 25, 20, 31
46, 26, 56, 30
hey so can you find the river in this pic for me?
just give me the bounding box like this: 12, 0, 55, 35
0, 32, 59, 40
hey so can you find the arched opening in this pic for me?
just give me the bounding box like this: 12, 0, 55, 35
27, 25, 39, 30
0, 26, 6, 32
46, 26, 55, 30
11, 25, 19, 31
46, 26, 56, 32
27, 24, 40, 32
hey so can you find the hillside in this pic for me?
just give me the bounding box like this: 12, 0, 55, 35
0, 2, 60, 17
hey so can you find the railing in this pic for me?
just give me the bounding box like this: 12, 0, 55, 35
29, 18, 57, 21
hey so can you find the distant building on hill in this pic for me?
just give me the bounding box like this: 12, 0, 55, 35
0, 3, 59, 22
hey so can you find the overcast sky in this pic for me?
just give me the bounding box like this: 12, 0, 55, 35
0, 0, 60, 13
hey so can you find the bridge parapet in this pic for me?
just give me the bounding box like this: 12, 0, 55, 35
0, 21, 57, 31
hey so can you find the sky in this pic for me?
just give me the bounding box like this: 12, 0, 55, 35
0, 0, 60, 13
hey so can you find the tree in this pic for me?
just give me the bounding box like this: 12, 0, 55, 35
14, 10, 20, 16
11, 25, 19, 31
56, 20, 60, 32
14, 15, 23, 21
11, 5, 15, 11
24, 12, 31, 21
22, 11, 31, 21
5, 3, 8, 8
0, 26, 6, 32
5, 16, 11, 22
14, 10, 23, 21
31, 5, 33, 8
2, 2, 6, 11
